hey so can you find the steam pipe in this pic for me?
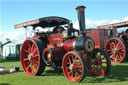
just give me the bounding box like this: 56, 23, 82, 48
76, 6, 86, 37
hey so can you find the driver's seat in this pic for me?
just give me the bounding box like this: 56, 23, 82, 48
53, 26, 65, 33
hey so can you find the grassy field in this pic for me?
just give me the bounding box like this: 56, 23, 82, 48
0, 59, 128, 85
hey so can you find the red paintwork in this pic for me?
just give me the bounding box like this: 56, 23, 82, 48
105, 38, 126, 63
62, 51, 85, 82
20, 39, 40, 76
63, 39, 75, 51
44, 33, 76, 61
88, 48, 109, 76
48, 33, 63, 44
46, 33, 75, 60
88, 21, 128, 63
86, 29, 117, 48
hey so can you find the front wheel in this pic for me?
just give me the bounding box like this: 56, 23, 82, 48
62, 51, 86, 82
87, 48, 111, 76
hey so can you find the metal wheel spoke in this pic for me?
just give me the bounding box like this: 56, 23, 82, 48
109, 52, 113, 55
26, 62, 32, 70
71, 55, 75, 64
77, 60, 80, 65
68, 58, 72, 64
27, 42, 32, 52
68, 70, 73, 77
109, 43, 113, 46
116, 54, 120, 59
67, 62, 71, 65
110, 53, 115, 58
73, 56, 77, 64
118, 47, 124, 51
75, 71, 80, 78
33, 59, 39, 64
114, 54, 118, 61
119, 52, 124, 55
31, 63, 34, 73
71, 55, 74, 60
75, 65, 82, 68
24, 58, 29, 61
33, 54, 39, 59
27, 60, 31, 65
118, 49, 123, 53
66, 67, 70, 70
78, 69, 83, 73
118, 54, 123, 60
33, 63, 37, 69
114, 40, 117, 46
116, 41, 120, 48
117, 43, 123, 49
112, 42, 116, 48
110, 46, 114, 50
24, 49, 30, 54
31, 44, 35, 52
32, 48, 37, 55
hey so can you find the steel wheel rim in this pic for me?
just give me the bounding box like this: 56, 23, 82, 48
21, 39, 40, 76
63, 52, 84, 82
105, 38, 126, 63
89, 50, 108, 76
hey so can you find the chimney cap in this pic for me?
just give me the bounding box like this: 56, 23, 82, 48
76, 6, 86, 12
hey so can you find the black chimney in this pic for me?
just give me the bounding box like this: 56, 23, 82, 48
76, 6, 86, 37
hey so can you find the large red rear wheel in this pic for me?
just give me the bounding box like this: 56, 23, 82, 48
105, 38, 127, 63
87, 48, 111, 76
20, 38, 45, 76
62, 51, 86, 82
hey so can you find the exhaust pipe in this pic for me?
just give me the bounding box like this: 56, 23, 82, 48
76, 6, 86, 37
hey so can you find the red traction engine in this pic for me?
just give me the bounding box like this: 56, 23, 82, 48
14, 6, 111, 82
97, 21, 128, 63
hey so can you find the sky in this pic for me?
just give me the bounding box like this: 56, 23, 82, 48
0, 0, 128, 43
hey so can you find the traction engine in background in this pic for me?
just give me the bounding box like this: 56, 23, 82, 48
86, 20, 128, 63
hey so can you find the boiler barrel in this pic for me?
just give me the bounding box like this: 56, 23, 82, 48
63, 37, 94, 53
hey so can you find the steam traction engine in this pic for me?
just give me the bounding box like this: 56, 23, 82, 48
98, 22, 128, 63
90, 21, 128, 63
14, 6, 111, 82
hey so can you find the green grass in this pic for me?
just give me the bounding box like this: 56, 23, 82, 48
0, 59, 128, 85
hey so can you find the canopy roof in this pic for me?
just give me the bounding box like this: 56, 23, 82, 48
14, 16, 70, 29
98, 21, 128, 29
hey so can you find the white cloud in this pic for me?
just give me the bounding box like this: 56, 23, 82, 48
0, 30, 36, 44
73, 19, 110, 29
110, 20, 121, 24
0, 30, 26, 44
123, 16, 128, 21
73, 16, 128, 29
